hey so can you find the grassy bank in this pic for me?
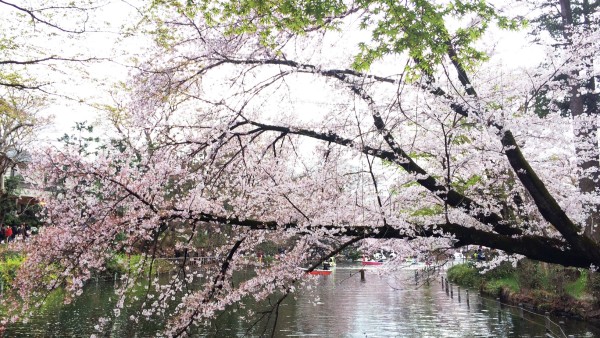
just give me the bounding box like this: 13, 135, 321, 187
447, 261, 600, 320
0, 249, 175, 292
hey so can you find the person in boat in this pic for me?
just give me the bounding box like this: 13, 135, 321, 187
323, 261, 330, 270
477, 247, 486, 261
373, 252, 386, 262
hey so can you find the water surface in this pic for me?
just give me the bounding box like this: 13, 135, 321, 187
5, 263, 600, 337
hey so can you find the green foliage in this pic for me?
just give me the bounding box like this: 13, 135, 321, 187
57, 121, 102, 156
451, 174, 481, 194
447, 263, 482, 288
106, 253, 173, 275
350, 0, 523, 75
0, 252, 24, 288
410, 204, 443, 217
517, 260, 546, 291
451, 261, 593, 303
154, 0, 348, 46
0, 37, 18, 51
0, 174, 43, 233
19, 203, 44, 227
448, 262, 518, 296
586, 272, 600, 305
345, 249, 361, 261
4, 175, 23, 195
451, 134, 471, 145
0, 72, 28, 87
483, 276, 519, 295
106, 253, 141, 274
0, 176, 23, 226
255, 240, 278, 256
151, 0, 525, 76
565, 270, 587, 300
406, 151, 435, 160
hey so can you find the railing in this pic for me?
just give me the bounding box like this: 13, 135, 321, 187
153, 256, 220, 265
439, 275, 569, 338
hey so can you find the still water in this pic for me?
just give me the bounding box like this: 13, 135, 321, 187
5, 263, 600, 337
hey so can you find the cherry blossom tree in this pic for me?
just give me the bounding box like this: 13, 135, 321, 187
0, 89, 49, 187
4, 0, 600, 336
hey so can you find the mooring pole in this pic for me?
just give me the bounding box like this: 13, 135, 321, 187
519, 303, 524, 319
360, 269, 365, 281
497, 298, 502, 322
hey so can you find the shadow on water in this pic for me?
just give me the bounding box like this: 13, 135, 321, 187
5, 263, 600, 337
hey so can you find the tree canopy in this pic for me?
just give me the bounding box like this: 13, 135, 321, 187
2, 0, 600, 336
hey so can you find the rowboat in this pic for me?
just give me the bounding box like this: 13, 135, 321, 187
362, 255, 385, 266
306, 269, 332, 276
361, 260, 384, 266
300, 267, 332, 275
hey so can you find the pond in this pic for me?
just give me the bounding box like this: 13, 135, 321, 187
4, 262, 600, 337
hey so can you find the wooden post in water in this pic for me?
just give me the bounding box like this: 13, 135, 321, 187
441, 276, 444, 289
445, 278, 449, 294
466, 290, 469, 307
497, 298, 502, 322
360, 269, 365, 281
457, 286, 461, 302
414, 270, 418, 285
519, 303, 524, 319
450, 283, 453, 298
544, 312, 550, 333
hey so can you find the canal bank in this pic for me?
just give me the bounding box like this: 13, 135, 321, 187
447, 261, 600, 329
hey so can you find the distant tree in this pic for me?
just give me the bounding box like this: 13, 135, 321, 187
0, 90, 49, 186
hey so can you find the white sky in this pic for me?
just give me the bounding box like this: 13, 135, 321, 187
31, 1, 546, 143
30, 0, 146, 142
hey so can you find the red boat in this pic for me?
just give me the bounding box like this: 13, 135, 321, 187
361, 260, 384, 266
362, 255, 385, 265
306, 269, 332, 275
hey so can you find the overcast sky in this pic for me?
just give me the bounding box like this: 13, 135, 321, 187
36, 1, 546, 143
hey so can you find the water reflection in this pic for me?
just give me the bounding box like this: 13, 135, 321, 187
5, 263, 600, 337
273, 264, 599, 337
